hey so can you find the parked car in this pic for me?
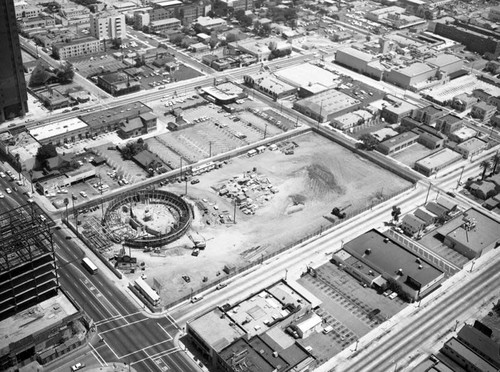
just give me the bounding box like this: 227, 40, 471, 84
5, 188, 11, 194
71, 363, 85, 371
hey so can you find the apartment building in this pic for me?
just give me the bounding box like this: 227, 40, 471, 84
90, 11, 126, 40
52, 36, 104, 59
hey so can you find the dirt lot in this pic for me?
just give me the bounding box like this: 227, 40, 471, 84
116, 131, 412, 304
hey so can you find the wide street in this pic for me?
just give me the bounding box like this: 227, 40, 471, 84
0, 173, 196, 372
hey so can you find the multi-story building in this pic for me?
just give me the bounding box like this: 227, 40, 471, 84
59, 3, 90, 19
17, 14, 56, 31
432, 20, 500, 58
90, 11, 126, 40
148, 17, 180, 34
52, 36, 103, 60
0, 205, 92, 370
471, 101, 497, 123
15, 4, 40, 19
0, 0, 28, 123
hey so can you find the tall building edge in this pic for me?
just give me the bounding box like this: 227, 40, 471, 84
0, 0, 28, 123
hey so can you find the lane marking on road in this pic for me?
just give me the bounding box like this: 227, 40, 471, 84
99, 317, 150, 336
121, 338, 175, 359
156, 322, 173, 341
130, 347, 180, 365
102, 337, 120, 360
164, 314, 180, 330
89, 343, 108, 366
95, 314, 125, 326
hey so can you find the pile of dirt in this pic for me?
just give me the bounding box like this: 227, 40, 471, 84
305, 163, 344, 196
285, 194, 306, 215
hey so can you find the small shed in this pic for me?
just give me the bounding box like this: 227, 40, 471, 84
295, 313, 322, 339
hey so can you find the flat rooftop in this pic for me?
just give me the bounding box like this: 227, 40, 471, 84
343, 229, 443, 287
0, 291, 78, 350
423, 75, 500, 104
275, 63, 340, 90
425, 53, 462, 67
396, 62, 435, 77
227, 281, 309, 338
188, 307, 246, 352
415, 148, 462, 170
337, 47, 374, 62
436, 208, 500, 254
295, 88, 360, 116
29, 117, 88, 141
79, 101, 151, 128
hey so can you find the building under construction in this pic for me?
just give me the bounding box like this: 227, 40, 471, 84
0, 204, 93, 371
0, 204, 58, 322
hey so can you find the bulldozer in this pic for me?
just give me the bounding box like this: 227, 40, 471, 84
331, 204, 351, 219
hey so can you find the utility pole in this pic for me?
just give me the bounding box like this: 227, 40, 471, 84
233, 200, 237, 224
424, 182, 432, 204
264, 124, 267, 139
209, 141, 212, 157
456, 166, 465, 189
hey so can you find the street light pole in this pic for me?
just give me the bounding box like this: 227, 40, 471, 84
284, 269, 288, 281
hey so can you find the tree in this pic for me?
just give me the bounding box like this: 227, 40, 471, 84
120, 139, 148, 160
391, 206, 401, 222
358, 134, 378, 151
29, 63, 56, 87
36, 144, 57, 162
56, 63, 74, 84
479, 159, 491, 180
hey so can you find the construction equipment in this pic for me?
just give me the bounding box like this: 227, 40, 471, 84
331, 204, 351, 219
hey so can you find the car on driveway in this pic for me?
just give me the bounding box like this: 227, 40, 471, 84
0, 172, 5, 178
0, 192, 4, 198
5, 188, 11, 194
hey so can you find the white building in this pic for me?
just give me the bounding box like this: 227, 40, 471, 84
90, 12, 126, 41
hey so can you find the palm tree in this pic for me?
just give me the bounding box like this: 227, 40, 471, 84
490, 152, 500, 176
479, 160, 491, 180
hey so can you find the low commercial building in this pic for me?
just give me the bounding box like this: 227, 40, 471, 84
455, 138, 487, 159
243, 72, 296, 99
456, 324, 500, 369
435, 114, 463, 135
335, 47, 383, 79
200, 82, 245, 105
381, 99, 418, 124
377, 131, 419, 155
414, 148, 462, 176
29, 117, 89, 145
118, 112, 157, 139
195, 16, 227, 33
97, 72, 141, 96
442, 338, 497, 372
331, 110, 373, 130
412, 105, 445, 126
449, 127, 477, 143
432, 208, 500, 259
385, 62, 437, 90
451, 93, 478, 112
52, 36, 103, 60
79, 101, 153, 136
293, 89, 360, 123
331, 229, 444, 300
187, 280, 317, 371
149, 17, 181, 34
424, 54, 463, 75
274, 63, 340, 96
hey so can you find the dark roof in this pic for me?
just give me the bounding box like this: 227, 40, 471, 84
438, 114, 462, 124
457, 325, 500, 368
80, 101, 152, 129
132, 150, 163, 168
343, 229, 443, 287
420, 105, 444, 116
